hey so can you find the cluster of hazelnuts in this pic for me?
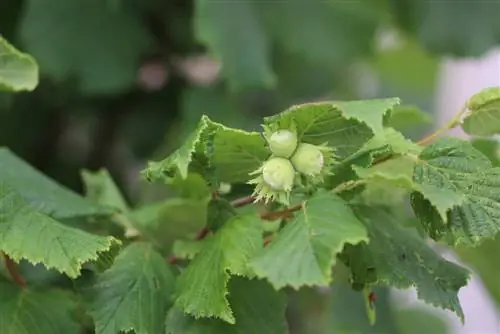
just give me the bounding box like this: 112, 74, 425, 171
248, 127, 335, 204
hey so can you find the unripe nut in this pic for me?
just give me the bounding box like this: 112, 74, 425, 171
291, 143, 324, 176
261, 157, 295, 191
267, 130, 298, 158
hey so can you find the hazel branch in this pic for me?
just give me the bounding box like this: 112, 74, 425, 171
2, 252, 26, 287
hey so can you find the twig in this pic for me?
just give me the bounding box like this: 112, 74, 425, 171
231, 195, 255, 208
417, 105, 467, 146
260, 203, 303, 221
2, 253, 26, 287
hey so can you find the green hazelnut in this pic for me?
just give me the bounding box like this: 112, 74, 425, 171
267, 130, 298, 158
261, 157, 296, 191
290, 143, 324, 176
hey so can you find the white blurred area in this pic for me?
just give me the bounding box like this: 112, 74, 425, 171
392, 48, 500, 334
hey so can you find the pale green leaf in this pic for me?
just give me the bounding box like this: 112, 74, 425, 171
0, 148, 108, 219
166, 277, 287, 334
471, 138, 500, 167
411, 137, 500, 246
385, 105, 432, 131
0, 36, 38, 92
142, 115, 219, 181
264, 98, 399, 158
211, 126, 269, 183
19, 0, 151, 94
87, 242, 175, 334
333, 98, 401, 136
172, 238, 209, 261
250, 190, 368, 289
0, 281, 79, 333
174, 214, 263, 324
462, 86, 500, 136
0, 187, 121, 278
194, 0, 275, 90
345, 206, 470, 321
81, 168, 129, 212
128, 199, 207, 250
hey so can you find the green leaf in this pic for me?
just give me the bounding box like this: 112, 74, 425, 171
194, 0, 275, 90
250, 190, 368, 289
255, 0, 380, 66
81, 168, 129, 212
211, 126, 269, 183
385, 105, 432, 131
142, 115, 218, 181
166, 277, 288, 334
174, 214, 263, 324
471, 137, 500, 167
0, 148, 108, 219
19, 0, 151, 94
172, 238, 209, 261
455, 233, 500, 306
0, 187, 121, 278
411, 137, 500, 246
345, 206, 470, 321
390, 0, 500, 57
87, 242, 175, 334
0, 36, 38, 92
264, 98, 399, 158
462, 86, 500, 136
0, 281, 79, 333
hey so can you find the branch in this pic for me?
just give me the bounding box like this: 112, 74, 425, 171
417, 104, 467, 146
2, 253, 26, 287
231, 195, 255, 208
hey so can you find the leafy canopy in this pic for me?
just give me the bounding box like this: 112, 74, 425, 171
2, 39, 500, 332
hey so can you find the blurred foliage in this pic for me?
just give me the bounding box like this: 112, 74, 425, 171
2, 0, 500, 332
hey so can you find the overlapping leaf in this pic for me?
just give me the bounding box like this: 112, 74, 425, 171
250, 190, 368, 289
0, 281, 79, 333
0, 148, 108, 218
411, 137, 500, 246
345, 206, 470, 321
81, 168, 129, 212
0, 186, 120, 278
19, 0, 151, 94
263, 98, 399, 158
194, 0, 275, 90
174, 214, 263, 323
0, 36, 38, 92
461, 86, 500, 136
87, 243, 175, 334
166, 277, 287, 334
210, 126, 269, 183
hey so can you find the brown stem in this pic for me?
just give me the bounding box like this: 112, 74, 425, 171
260, 203, 303, 221
231, 195, 255, 208
2, 253, 26, 287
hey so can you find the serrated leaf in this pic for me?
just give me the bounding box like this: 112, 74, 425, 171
462, 86, 500, 136
174, 214, 263, 324
166, 277, 287, 334
0, 36, 38, 92
143, 115, 225, 182
19, 0, 151, 94
128, 199, 208, 250
345, 206, 469, 321
264, 98, 399, 158
362, 127, 422, 155
0, 187, 121, 278
333, 98, 401, 136
385, 105, 432, 131
250, 190, 368, 289
411, 137, 500, 246
81, 168, 129, 212
172, 238, 209, 261
0, 148, 108, 219
0, 281, 79, 333
87, 243, 175, 334
207, 198, 236, 231
211, 126, 269, 183
194, 0, 275, 90
471, 138, 500, 167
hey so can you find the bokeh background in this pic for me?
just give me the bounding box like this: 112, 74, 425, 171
2, 1, 500, 333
